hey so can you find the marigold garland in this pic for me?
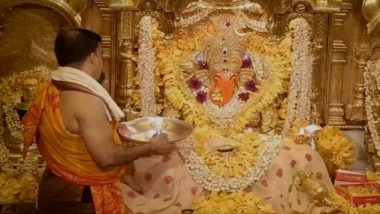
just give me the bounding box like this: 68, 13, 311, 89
178, 131, 282, 192
330, 192, 380, 214
0, 167, 38, 203
316, 126, 355, 170
192, 191, 275, 214
193, 128, 263, 178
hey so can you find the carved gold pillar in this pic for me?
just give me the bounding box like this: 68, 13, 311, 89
312, 13, 329, 125
326, 4, 351, 125
116, 10, 137, 119
348, 41, 370, 121
342, 2, 371, 124
90, 0, 116, 94
109, 0, 138, 110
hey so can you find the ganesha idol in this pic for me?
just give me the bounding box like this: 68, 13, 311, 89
121, 17, 336, 214
193, 42, 260, 107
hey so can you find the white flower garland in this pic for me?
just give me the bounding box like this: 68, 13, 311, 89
178, 10, 268, 32
0, 66, 50, 142
183, 1, 264, 13
203, 90, 246, 123
364, 60, 380, 155
191, 84, 255, 125
375, 59, 380, 90
0, 122, 10, 164
283, 18, 313, 135
296, 18, 313, 124
178, 2, 266, 29
138, 16, 157, 116
178, 134, 282, 192
233, 10, 268, 32
1, 82, 23, 141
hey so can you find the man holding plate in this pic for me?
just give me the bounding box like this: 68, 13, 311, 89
22, 28, 175, 214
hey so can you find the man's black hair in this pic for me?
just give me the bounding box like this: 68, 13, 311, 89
54, 28, 102, 66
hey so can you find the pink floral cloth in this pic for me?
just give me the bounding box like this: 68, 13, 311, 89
121, 140, 335, 214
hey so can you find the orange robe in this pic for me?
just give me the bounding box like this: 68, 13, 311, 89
23, 82, 125, 214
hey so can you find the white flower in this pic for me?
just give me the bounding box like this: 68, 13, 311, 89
364, 61, 380, 155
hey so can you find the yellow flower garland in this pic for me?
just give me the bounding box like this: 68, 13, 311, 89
0, 169, 38, 202
193, 128, 263, 177
192, 191, 275, 214
330, 192, 380, 214
316, 126, 356, 170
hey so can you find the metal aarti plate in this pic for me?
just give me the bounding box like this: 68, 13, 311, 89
118, 117, 193, 143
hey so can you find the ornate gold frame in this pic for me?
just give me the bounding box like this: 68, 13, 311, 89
2, 0, 380, 209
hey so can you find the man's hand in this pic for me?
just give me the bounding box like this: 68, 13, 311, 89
150, 133, 176, 155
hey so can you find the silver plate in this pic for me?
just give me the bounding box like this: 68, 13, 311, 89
118, 117, 193, 143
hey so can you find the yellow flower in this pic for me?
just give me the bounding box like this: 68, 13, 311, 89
193, 191, 275, 214
330, 191, 380, 214
193, 127, 263, 177
0, 171, 38, 202
316, 126, 355, 170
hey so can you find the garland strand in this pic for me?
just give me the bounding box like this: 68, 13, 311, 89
176, 9, 213, 28
283, 18, 313, 136
233, 10, 268, 32
364, 60, 380, 155
138, 16, 157, 116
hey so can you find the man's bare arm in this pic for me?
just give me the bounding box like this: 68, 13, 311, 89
75, 94, 172, 170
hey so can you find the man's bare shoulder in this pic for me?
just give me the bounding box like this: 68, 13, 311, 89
60, 91, 107, 120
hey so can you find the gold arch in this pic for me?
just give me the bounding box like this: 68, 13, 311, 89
0, 0, 81, 28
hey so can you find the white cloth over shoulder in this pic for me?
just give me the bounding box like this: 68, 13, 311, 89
51, 66, 125, 121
